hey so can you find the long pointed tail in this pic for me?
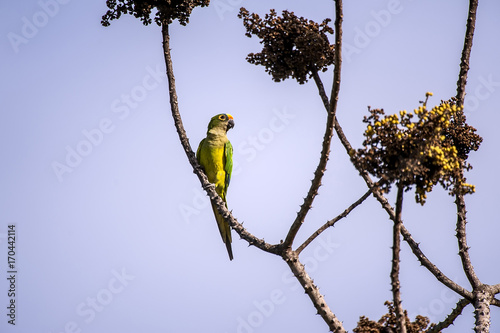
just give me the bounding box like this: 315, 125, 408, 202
224, 237, 234, 261
210, 202, 233, 260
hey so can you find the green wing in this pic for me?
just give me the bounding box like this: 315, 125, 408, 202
196, 139, 204, 162
220, 139, 233, 260
223, 140, 233, 196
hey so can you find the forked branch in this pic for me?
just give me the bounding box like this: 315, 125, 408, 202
284, 250, 346, 333
282, 0, 344, 250
313, 49, 473, 303
161, 23, 280, 256
452, 0, 495, 330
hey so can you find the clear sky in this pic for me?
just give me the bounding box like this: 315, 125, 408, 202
1, 0, 500, 332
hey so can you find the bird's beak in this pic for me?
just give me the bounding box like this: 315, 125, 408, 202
226, 114, 234, 131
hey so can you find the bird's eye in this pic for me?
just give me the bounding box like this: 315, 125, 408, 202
218, 115, 227, 121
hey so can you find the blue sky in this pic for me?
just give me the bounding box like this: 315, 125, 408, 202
1, 0, 500, 332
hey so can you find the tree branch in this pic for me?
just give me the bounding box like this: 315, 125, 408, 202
456, 0, 478, 107
161, 22, 281, 256
279, 4, 348, 331
328, 0, 342, 118
399, 224, 473, 300
282, 107, 334, 248
282, 0, 343, 250
454, 0, 481, 291
391, 183, 407, 333
404, 0, 487, 310
455, 193, 481, 288
474, 286, 492, 333
453, 2, 498, 330
491, 284, 500, 294
283, 250, 346, 333
312, 71, 330, 112
426, 298, 470, 333
296, 189, 371, 254
313, 37, 473, 303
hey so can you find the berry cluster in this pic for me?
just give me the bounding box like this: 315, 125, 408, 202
101, 0, 210, 26
238, 8, 335, 84
355, 93, 481, 204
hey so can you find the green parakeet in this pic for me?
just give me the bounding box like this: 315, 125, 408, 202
196, 114, 235, 260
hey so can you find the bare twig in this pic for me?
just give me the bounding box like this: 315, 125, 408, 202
426, 298, 471, 333
282, 0, 343, 249
161, 23, 281, 256
391, 183, 407, 333
297, 189, 371, 254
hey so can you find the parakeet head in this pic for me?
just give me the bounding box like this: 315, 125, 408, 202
207, 114, 234, 134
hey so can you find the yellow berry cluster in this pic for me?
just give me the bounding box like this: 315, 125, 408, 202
356, 94, 477, 204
